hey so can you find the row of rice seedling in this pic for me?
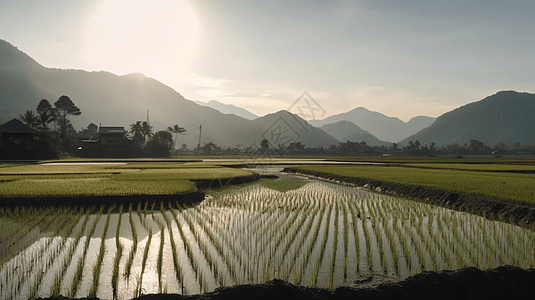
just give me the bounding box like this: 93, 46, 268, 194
2, 177, 535, 299
294, 165, 535, 204
67, 206, 104, 298
88, 207, 113, 297
111, 204, 124, 300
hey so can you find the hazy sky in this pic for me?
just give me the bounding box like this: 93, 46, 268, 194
1, 0, 534, 121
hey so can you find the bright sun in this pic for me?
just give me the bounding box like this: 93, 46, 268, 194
84, 0, 201, 80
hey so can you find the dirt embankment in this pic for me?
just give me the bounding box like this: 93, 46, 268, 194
38, 266, 535, 300
283, 167, 535, 228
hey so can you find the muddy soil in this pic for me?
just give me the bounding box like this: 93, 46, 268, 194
37, 266, 535, 300
283, 167, 535, 228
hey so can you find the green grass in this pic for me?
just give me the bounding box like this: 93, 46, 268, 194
0, 163, 252, 197
326, 156, 535, 164
0, 178, 194, 197
293, 165, 535, 204
402, 163, 535, 171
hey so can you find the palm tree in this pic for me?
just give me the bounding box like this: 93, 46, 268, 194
141, 121, 153, 145
129, 121, 144, 145
167, 124, 186, 149
19, 110, 39, 129
36, 99, 56, 132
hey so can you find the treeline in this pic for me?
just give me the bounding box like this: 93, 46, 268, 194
18, 96, 188, 158
190, 139, 535, 157
16, 96, 81, 158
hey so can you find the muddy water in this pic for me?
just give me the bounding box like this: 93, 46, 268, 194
1, 168, 534, 300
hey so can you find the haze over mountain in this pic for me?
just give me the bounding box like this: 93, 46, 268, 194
0, 39, 337, 149
320, 121, 391, 147
310, 107, 435, 142
193, 100, 258, 120
400, 91, 535, 147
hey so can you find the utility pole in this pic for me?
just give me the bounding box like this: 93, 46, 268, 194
196, 124, 202, 156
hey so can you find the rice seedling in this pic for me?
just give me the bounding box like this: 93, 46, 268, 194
135, 228, 152, 298
111, 204, 124, 299
88, 207, 113, 298
294, 165, 535, 204
68, 206, 104, 298
157, 223, 165, 293
124, 203, 138, 280
3, 169, 535, 298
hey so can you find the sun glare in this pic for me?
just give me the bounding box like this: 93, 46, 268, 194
84, 0, 200, 80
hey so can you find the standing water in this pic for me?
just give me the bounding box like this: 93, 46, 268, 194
0, 168, 534, 299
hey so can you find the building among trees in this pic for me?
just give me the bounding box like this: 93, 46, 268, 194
0, 118, 49, 159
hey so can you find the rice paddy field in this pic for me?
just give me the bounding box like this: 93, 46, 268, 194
1, 168, 534, 300
293, 165, 535, 204
0, 163, 252, 197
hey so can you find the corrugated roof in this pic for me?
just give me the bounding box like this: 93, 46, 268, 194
99, 127, 125, 134
0, 118, 36, 134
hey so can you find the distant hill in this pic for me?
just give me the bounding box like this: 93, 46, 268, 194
310, 107, 435, 142
0, 39, 337, 149
400, 91, 535, 147
251, 110, 339, 149
320, 121, 391, 147
194, 100, 258, 120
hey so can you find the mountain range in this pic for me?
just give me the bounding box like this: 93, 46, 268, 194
320, 121, 391, 147
0, 39, 336, 149
193, 100, 258, 120
310, 107, 436, 143
2, 38, 534, 149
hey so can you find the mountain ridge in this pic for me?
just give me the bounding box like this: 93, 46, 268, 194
193, 100, 258, 120
309, 106, 435, 142
319, 120, 391, 147
0, 39, 338, 148
399, 91, 535, 147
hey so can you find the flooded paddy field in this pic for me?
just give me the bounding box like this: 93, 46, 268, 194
1, 169, 534, 300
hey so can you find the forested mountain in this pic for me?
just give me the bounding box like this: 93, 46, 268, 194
400, 91, 535, 147
0, 39, 337, 148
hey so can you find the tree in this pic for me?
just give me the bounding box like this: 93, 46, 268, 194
141, 121, 152, 144
260, 139, 269, 154
151, 130, 174, 151
469, 140, 485, 153
54, 95, 81, 131
87, 123, 98, 137
167, 124, 186, 149
203, 141, 217, 155
129, 121, 145, 145
54, 95, 81, 151
288, 141, 305, 154
36, 99, 56, 132
512, 142, 522, 152
19, 110, 39, 129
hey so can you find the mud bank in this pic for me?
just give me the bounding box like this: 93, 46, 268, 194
283, 167, 535, 228
37, 266, 535, 300
193, 174, 275, 190
0, 191, 205, 211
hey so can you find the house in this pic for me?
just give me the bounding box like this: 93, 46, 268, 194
79, 126, 139, 157
0, 118, 47, 159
